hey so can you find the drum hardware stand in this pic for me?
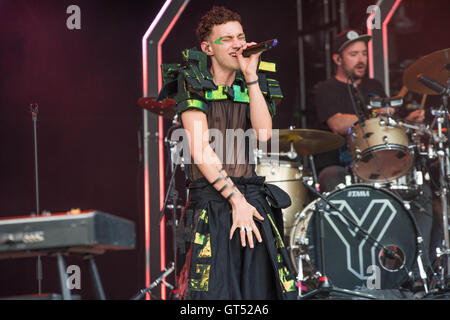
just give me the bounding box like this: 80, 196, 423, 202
436, 108, 450, 285
431, 106, 450, 279
130, 262, 175, 300
295, 252, 307, 299
289, 238, 309, 298
424, 78, 450, 293
254, 145, 299, 161
416, 236, 430, 294
347, 76, 371, 124
158, 116, 185, 299
308, 155, 320, 192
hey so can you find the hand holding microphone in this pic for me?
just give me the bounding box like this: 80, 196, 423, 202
236, 39, 278, 83
242, 39, 278, 57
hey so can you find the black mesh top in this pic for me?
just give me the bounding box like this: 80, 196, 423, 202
183, 98, 255, 181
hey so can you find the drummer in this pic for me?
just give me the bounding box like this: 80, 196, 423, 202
313, 28, 435, 294
313, 28, 424, 191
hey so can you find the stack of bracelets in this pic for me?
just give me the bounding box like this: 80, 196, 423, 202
210, 167, 244, 201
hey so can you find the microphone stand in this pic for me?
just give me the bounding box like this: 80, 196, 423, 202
30, 103, 43, 295
347, 76, 367, 126
130, 262, 175, 300
159, 116, 184, 299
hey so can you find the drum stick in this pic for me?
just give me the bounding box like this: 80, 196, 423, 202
420, 94, 427, 109
397, 85, 408, 98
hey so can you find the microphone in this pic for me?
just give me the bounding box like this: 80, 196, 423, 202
417, 74, 449, 95
242, 39, 278, 57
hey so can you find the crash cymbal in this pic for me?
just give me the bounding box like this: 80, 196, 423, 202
278, 128, 345, 155
138, 97, 177, 119
403, 48, 450, 95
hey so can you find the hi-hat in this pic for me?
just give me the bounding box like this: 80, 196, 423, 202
403, 48, 450, 95
138, 97, 176, 119
278, 128, 345, 155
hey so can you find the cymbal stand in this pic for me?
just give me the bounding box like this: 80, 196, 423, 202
308, 154, 320, 192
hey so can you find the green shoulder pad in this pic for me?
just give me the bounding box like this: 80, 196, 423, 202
157, 63, 182, 101
162, 63, 182, 84
173, 73, 208, 115
181, 49, 216, 91
257, 73, 283, 117
258, 61, 277, 73
157, 49, 214, 115
177, 99, 208, 115
182, 49, 207, 73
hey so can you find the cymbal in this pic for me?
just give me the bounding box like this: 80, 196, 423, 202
403, 48, 450, 95
278, 128, 345, 155
138, 97, 176, 119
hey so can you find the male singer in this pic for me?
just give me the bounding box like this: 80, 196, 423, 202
158, 6, 297, 300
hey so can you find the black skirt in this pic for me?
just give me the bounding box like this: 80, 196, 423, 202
177, 175, 297, 300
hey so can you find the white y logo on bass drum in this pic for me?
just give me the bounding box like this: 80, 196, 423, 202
323, 199, 397, 280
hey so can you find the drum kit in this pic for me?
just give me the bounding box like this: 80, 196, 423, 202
271, 48, 450, 299
139, 48, 450, 299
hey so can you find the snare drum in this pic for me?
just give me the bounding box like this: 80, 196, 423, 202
348, 117, 414, 183
256, 157, 308, 238
289, 184, 419, 290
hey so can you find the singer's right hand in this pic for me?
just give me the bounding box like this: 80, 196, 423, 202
236, 42, 261, 82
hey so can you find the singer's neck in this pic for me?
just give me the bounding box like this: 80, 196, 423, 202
210, 65, 236, 88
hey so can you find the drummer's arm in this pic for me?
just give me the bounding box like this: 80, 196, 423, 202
403, 109, 425, 124
326, 113, 358, 135
376, 106, 425, 124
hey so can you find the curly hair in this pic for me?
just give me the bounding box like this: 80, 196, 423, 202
196, 6, 242, 43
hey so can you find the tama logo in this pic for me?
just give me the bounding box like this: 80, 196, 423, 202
347, 190, 370, 197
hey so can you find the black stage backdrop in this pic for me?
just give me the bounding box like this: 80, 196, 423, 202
0, 0, 449, 299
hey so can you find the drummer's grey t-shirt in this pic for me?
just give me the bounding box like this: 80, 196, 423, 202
313, 77, 387, 171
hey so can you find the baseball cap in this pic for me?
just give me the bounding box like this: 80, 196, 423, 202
333, 29, 371, 54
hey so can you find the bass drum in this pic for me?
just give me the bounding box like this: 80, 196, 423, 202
289, 184, 419, 290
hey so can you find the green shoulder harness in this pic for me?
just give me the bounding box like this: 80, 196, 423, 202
157, 48, 214, 115
157, 48, 283, 117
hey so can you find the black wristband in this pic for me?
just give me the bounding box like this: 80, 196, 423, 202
211, 174, 225, 186
246, 79, 259, 86
218, 182, 230, 193
226, 189, 237, 201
